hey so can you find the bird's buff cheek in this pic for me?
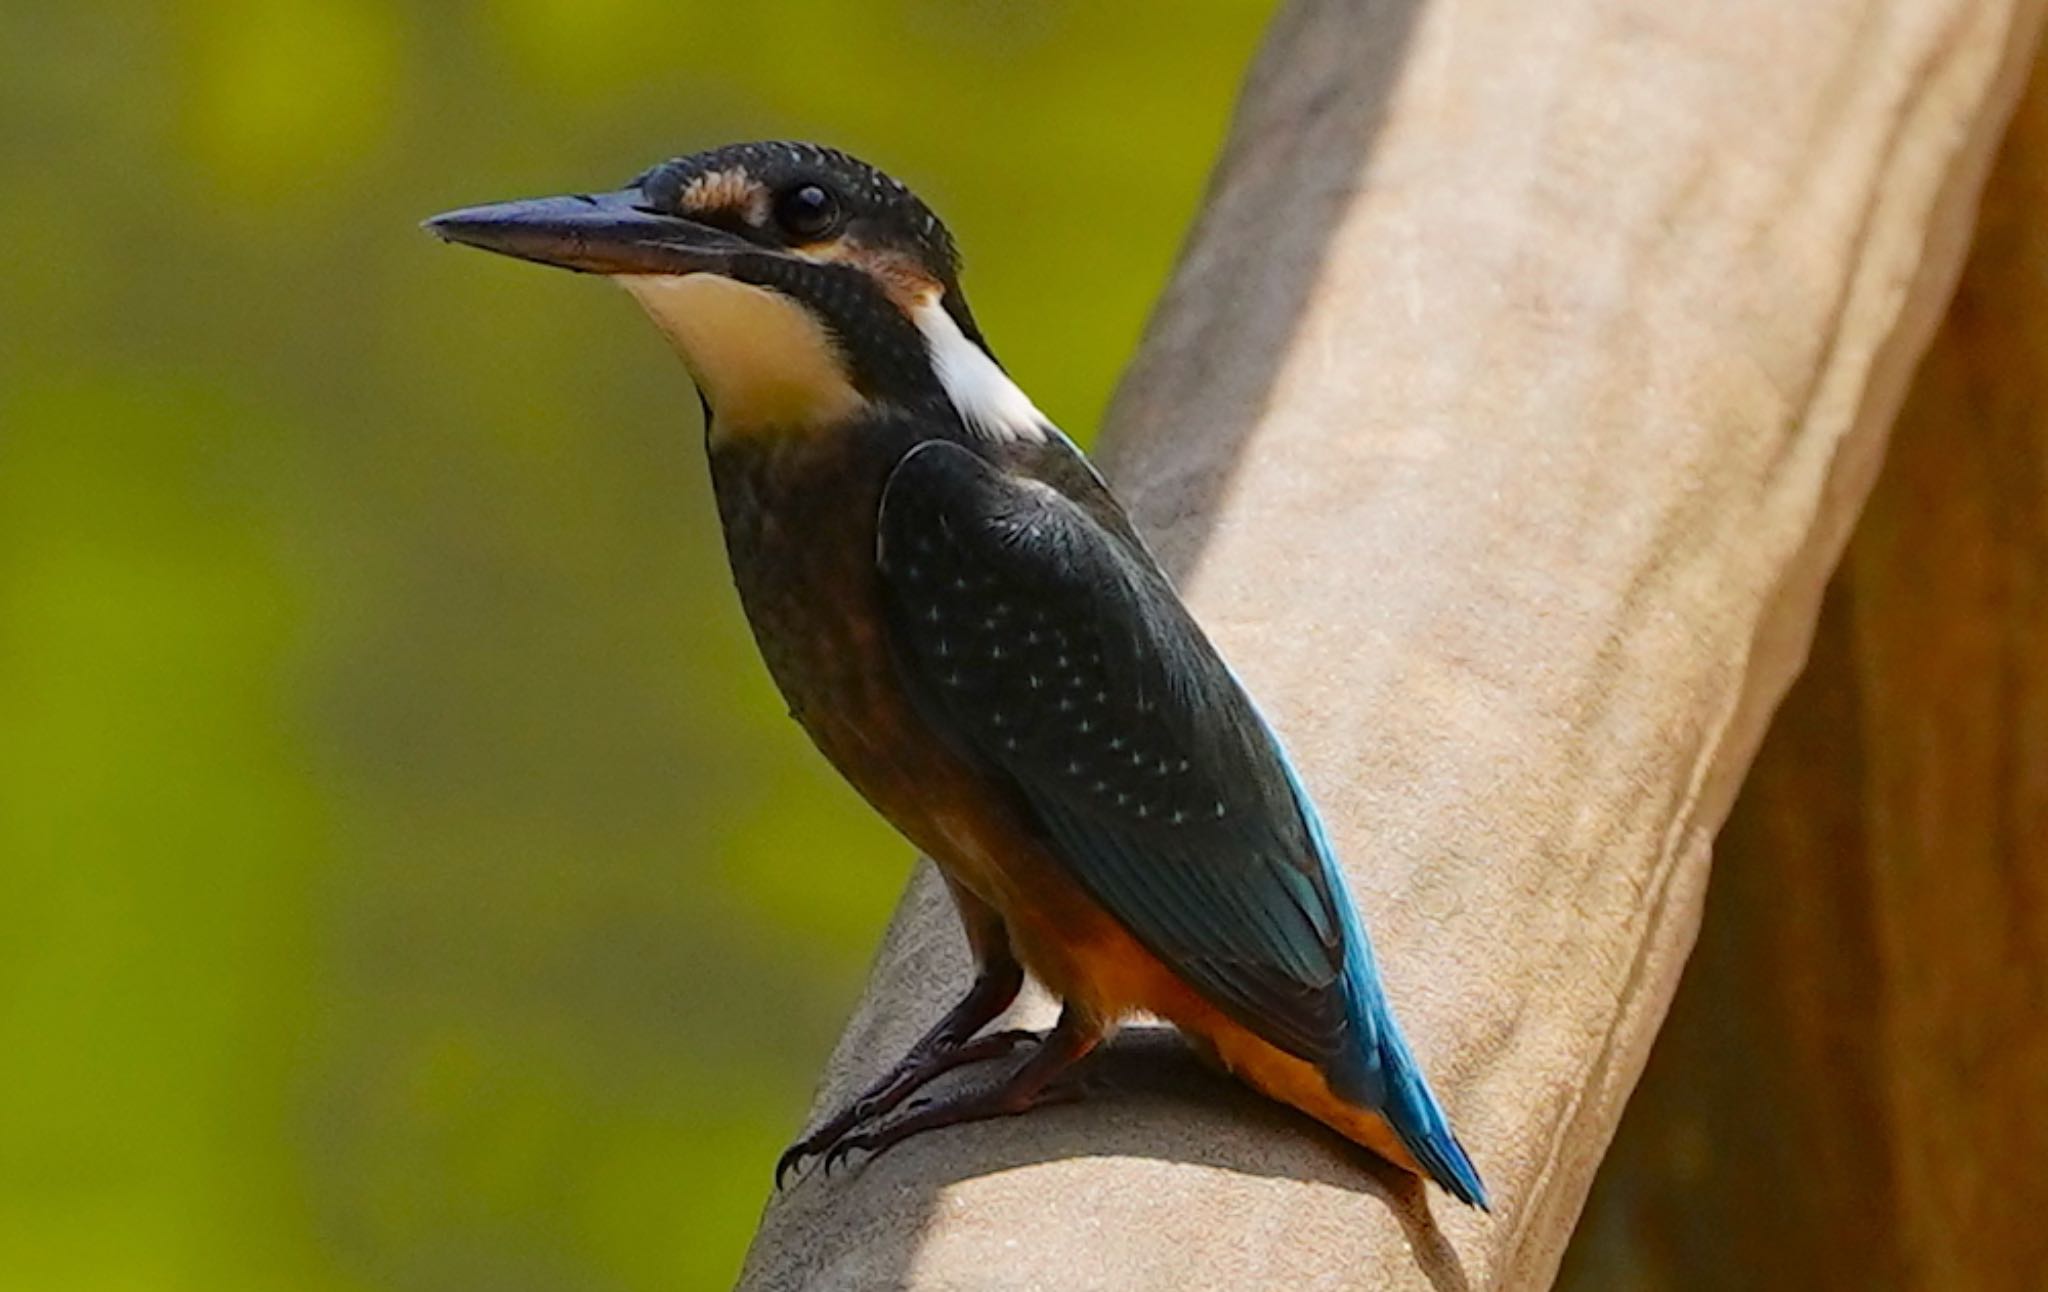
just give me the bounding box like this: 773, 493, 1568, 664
614, 273, 865, 439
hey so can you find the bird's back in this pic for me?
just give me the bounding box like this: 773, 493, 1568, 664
884, 432, 1488, 1208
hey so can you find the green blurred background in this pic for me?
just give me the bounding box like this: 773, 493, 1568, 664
0, 3, 1274, 1287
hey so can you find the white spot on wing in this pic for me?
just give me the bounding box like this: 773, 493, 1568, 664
910, 294, 1049, 442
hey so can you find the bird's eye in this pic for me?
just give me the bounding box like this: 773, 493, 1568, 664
773, 183, 841, 240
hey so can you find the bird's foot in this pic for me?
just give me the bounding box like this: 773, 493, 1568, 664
817, 1009, 1101, 1175
820, 1074, 1085, 1174
775, 1028, 1039, 1188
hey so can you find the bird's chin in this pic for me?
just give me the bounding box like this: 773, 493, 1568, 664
613, 273, 866, 437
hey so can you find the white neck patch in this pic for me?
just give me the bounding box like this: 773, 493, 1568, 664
910, 295, 1049, 442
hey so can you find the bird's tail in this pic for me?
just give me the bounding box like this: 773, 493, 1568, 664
1370, 1022, 1490, 1210
1323, 1011, 1488, 1209
1248, 704, 1488, 1209
1320, 907, 1488, 1209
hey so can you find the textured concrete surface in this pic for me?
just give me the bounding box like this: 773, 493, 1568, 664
1562, 44, 2048, 1290
739, 0, 2047, 1287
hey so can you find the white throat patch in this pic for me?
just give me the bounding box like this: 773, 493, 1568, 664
615, 273, 864, 438
910, 295, 1048, 442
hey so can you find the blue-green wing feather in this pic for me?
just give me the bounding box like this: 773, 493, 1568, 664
874, 439, 1485, 1207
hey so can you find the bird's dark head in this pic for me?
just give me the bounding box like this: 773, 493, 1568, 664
426, 141, 1046, 441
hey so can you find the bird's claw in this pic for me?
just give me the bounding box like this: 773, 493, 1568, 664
822, 1136, 866, 1175
774, 1092, 896, 1188
772, 1147, 807, 1191
772, 1026, 1046, 1190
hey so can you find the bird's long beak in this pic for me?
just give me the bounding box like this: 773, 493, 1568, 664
423, 188, 750, 275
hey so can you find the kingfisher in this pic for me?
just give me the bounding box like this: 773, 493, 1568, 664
426, 141, 1487, 1209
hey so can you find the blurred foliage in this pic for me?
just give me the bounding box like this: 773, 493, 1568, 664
0, 1, 1274, 1288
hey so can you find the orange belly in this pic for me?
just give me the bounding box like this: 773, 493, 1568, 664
745, 577, 1420, 1175
900, 785, 1422, 1177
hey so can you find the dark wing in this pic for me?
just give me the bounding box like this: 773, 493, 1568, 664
875, 439, 1364, 1068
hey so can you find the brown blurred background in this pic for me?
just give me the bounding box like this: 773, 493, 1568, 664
1558, 55, 2048, 1290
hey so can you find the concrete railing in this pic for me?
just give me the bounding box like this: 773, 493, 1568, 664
739, 2, 2047, 1287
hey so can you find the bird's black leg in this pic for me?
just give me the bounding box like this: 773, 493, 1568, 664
776, 887, 1024, 1186
821, 1005, 1103, 1172
774, 967, 1028, 1185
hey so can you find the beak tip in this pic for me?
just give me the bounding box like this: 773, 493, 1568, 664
420, 209, 484, 246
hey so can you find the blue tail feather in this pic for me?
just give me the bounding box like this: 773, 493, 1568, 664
1254, 705, 1490, 1211
1360, 1024, 1491, 1210
1321, 929, 1491, 1210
